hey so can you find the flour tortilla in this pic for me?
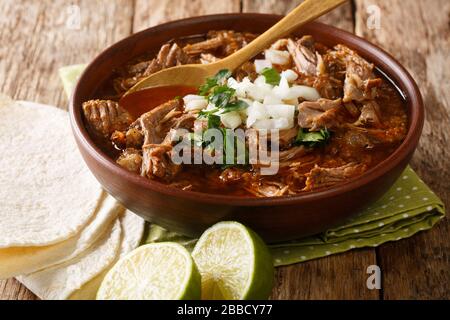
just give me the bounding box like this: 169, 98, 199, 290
0, 193, 122, 279
68, 210, 145, 300
17, 218, 122, 300
0, 99, 104, 247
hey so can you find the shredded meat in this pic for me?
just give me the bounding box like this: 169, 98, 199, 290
110, 123, 144, 150
342, 127, 375, 150
219, 167, 246, 184
252, 146, 309, 170
183, 30, 256, 57
126, 127, 144, 148
84, 32, 408, 197
350, 125, 406, 145
207, 30, 257, 56
287, 36, 325, 76
141, 143, 181, 180
354, 100, 381, 127
114, 43, 192, 93
171, 113, 197, 130
330, 45, 382, 102
82, 100, 133, 138
200, 53, 220, 64
279, 146, 308, 163
246, 180, 289, 197
278, 127, 298, 148
140, 99, 181, 144
183, 37, 225, 55
343, 101, 360, 118
235, 61, 257, 81
304, 163, 366, 191
140, 100, 182, 180
116, 148, 143, 174
297, 98, 342, 131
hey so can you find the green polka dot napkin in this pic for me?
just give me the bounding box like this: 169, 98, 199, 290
142, 167, 445, 266
60, 66, 446, 267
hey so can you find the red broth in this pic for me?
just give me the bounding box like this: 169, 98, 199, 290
120, 86, 197, 118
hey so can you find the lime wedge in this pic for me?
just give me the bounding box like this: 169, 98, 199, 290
192, 221, 274, 300
97, 243, 201, 300
58, 64, 86, 98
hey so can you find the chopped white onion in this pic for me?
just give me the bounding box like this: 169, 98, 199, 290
254, 59, 272, 73
272, 118, 291, 130
183, 95, 208, 111
289, 85, 321, 101
252, 118, 291, 130
272, 77, 291, 99
230, 77, 252, 98
264, 49, 291, 65
263, 94, 283, 105
264, 104, 296, 120
246, 101, 267, 127
252, 119, 275, 130
183, 94, 205, 103
220, 111, 242, 129
247, 83, 272, 101
227, 77, 239, 88
281, 69, 298, 82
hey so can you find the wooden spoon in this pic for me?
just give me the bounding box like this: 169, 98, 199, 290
123, 0, 347, 98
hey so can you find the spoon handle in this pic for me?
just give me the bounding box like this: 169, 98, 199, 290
218, 0, 348, 70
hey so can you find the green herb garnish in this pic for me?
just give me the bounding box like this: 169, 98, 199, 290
198, 69, 232, 95
198, 108, 219, 118
220, 128, 249, 169
221, 100, 249, 114
295, 128, 331, 147
261, 67, 281, 85
208, 85, 236, 109
207, 114, 221, 129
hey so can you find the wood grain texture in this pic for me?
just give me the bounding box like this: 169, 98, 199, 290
355, 0, 450, 299
133, 0, 240, 31
0, 0, 134, 300
0, 0, 133, 109
242, 0, 354, 31
271, 250, 379, 299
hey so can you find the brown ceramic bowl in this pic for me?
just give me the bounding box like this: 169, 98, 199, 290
70, 14, 424, 243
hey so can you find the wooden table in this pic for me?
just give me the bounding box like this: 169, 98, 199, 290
0, 0, 448, 300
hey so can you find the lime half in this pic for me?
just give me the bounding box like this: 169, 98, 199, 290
192, 221, 274, 300
97, 243, 201, 300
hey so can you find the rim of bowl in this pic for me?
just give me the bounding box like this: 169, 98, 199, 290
70, 13, 424, 207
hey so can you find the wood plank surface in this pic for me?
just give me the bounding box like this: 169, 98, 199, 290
0, 0, 134, 300
133, 0, 240, 31
242, 0, 354, 31
0, 0, 448, 300
354, 0, 450, 299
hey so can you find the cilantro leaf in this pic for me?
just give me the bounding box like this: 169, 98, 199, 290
208, 85, 236, 109
261, 67, 281, 85
198, 108, 219, 118
295, 128, 331, 147
207, 114, 221, 129
198, 69, 232, 95
220, 129, 249, 169
214, 69, 232, 84
221, 99, 249, 114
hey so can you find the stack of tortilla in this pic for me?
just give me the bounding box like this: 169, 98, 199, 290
0, 95, 145, 300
